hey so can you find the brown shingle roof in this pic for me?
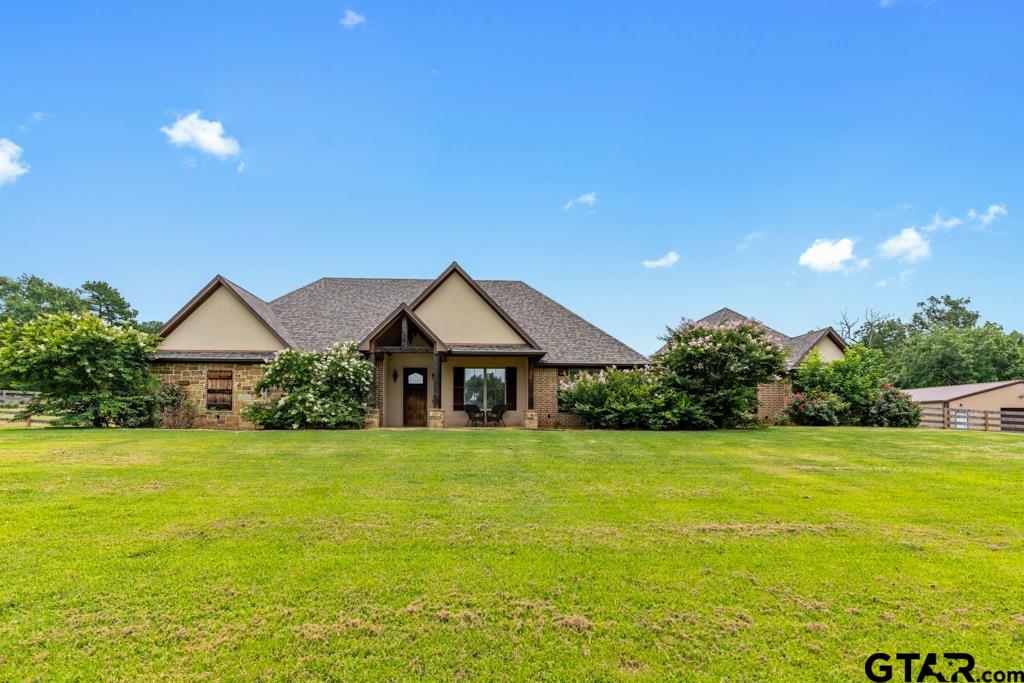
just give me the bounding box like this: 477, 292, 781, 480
263, 274, 646, 366
903, 380, 1024, 404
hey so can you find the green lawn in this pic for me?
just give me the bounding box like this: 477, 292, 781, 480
1, 428, 1022, 680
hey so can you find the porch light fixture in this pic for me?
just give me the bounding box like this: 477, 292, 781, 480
392, 370, 399, 383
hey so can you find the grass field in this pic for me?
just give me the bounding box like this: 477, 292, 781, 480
1, 427, 1022, 680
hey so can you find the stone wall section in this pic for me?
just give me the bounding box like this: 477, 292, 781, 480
151, 361, 265, 429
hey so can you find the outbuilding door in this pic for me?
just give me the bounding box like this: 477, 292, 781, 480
403, 368, 428, 427
1002, 408, 1024, 433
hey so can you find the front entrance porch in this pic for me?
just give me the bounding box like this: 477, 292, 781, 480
359, 303, 543, 428
375, 351, 537, 428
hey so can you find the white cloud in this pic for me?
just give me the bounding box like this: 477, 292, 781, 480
877, 268, 914, 288
921, 211, 962, 232
0, 139, 29, 185
641, 250, 679, 269
968, 203, 1008, 228
340, 9, 366, 28
31, 111, 45, 122
737, 231, 765, 252
236, 161, 246, 173
798, 238, 865, 273
873, 202, 912, 219
161, 111, 241, 159
879, 227, 931, 262
562, 191, 597, 211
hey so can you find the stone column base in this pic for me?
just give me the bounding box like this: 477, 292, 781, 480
427, 409, 445, 428
364, 408, 380, 429
523, 410, 539, 429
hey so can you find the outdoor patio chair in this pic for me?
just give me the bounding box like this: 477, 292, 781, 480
486, 404, 507, 427
465, 404, 484, 427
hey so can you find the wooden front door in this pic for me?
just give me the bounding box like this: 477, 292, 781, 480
403, 368, 428, 427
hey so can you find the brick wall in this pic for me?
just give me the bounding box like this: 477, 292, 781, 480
757, 379, 793, 421
151, 361, 265, 429
373, 357, 385, 411
532, 367, 586, 429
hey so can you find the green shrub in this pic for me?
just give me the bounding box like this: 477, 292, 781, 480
0, 313, 162, 427
557, 368, 706, 430
242, 343, 373, 429
867, 384, 921, 427
155, 384, 197, 428
656, 318, 788, 428
786, 390, 848, 426
792, 345, 885, 425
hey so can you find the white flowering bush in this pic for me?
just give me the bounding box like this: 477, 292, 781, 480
656, 319, 788, 428
0, 313, 168, 427
242, 342, 373, 429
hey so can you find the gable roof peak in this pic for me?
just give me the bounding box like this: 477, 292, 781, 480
157, 274, 295, 348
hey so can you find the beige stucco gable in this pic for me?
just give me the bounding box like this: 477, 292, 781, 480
159, 285, 284, 351
412, 272, 526, 345
813, 336, 846, 363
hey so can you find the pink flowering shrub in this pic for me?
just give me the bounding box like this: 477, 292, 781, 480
786, 390, 847, 426
558, 319, 787, 430
866, 384, 921, 427
655, 318, 789, 428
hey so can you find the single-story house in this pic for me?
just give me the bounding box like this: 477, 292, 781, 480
153, 262, 647, 429
655, 307, 848, 420
905, 380, 1024, 432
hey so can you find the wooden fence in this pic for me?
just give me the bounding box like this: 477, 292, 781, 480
0, 390, 54, 428
0, 389, 39, 405
920, 404, 1024, 433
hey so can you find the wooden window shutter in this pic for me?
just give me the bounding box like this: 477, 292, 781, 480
453, 367, 465, 411
505, 367, 517, 410
206, 369, 233, 410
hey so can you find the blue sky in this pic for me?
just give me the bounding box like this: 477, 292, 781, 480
1, 1, 1020, 354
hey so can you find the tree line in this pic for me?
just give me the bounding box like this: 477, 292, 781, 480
0, 274, 162, 332
836, 295, 1024, 388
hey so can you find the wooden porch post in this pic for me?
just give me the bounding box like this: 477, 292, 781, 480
433, 353, 442, 409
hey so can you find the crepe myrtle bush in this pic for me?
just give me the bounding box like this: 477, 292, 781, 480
242, 342, 373, 429
557, 367, 706, 430
786, 390, 848, 426
0, 312, 173, 427
655, 319, 789, 428
866, 384, 921, 428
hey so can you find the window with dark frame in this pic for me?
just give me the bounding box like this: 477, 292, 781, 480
452, 366, 517, 411
206, 370, 233, 410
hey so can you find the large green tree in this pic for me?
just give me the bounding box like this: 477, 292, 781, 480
0, 274, 162, 333
909, 295, 980, 333
0, 313, 168, 427
79, 280, 138, 325
0, 275, 85, 324
838, 295, 1024, 388
894, 325, 1024, 388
